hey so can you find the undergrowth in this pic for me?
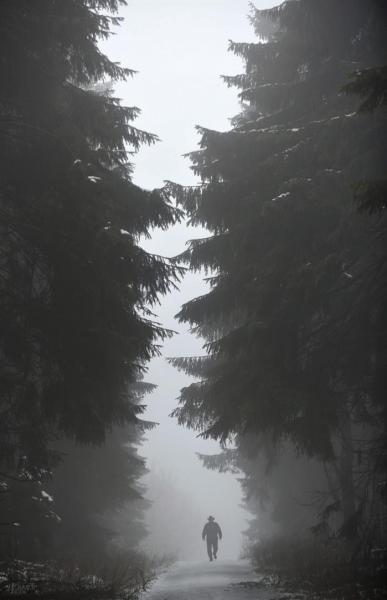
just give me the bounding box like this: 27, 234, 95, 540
247, 534, 387, 599
0, 551, 166, 599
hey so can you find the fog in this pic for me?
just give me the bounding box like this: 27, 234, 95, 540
2, 1, 386, 596
102, 0, 274, 560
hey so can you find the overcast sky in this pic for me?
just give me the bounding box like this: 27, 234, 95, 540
104, 0, 276, 559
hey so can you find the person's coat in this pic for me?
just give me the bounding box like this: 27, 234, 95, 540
202, 521, 222, 542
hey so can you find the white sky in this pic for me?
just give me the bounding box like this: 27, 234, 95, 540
104, 0, 276, 559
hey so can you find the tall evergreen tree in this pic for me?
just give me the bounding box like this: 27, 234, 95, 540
0, 0, 181, 556
171, 0, 387, 540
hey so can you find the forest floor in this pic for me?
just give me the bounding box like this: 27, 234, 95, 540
142, 560, 290, 600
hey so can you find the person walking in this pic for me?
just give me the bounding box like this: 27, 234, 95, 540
202, 515, 222, 561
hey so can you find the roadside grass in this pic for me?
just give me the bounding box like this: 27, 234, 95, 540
0, 551, 169, 599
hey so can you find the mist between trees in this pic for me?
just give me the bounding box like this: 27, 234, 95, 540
0, 0, 386, 598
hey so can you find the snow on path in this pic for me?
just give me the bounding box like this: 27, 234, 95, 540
142, 560, 282, 600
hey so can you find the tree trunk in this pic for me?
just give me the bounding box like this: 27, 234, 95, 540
338, 404, 357, 544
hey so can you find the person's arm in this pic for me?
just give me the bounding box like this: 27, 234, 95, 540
202, 524, 207, 540
217, 523, 222, 539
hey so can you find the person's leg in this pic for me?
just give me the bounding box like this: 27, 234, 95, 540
206, 539, 213, 561
213, 538, 218, 559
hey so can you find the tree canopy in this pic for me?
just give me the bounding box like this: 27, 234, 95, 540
171, 0, 386, 455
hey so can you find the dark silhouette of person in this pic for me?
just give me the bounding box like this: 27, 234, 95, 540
202, 515, 222, 561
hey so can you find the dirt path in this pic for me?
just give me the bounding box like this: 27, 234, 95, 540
142, 560, 282, 600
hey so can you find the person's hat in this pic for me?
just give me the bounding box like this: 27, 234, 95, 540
208, 515, 215, 521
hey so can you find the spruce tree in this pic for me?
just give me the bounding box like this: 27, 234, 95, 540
0, 0, 181, 556
171, 0, 387, 540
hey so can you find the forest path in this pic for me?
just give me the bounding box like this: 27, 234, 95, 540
143, 560, 282, 599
